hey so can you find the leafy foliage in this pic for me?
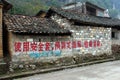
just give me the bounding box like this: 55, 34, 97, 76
8, 0, 49, 16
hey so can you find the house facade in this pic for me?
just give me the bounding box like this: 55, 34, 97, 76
1, 3, 120, 62
47, 8, 112, 56
62, 2, 119, 45
4, 14, 72, 62
4, 11, 119, 63
85, 2, 105, 17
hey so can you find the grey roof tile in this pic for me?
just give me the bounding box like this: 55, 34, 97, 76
4, 14, 71, 34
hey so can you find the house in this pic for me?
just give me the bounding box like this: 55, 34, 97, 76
62, 1, 119, 45
62, 1, 109, 17
46, 7, 120, 55
0, 0, 119, 60
36, 1, 109, 18
0, 0, 72, 62
3, 14, 71, 62
85, 2, 105, 17
62, 2, 83, 14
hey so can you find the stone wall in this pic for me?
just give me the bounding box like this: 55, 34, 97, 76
112, 44, 120, 59
51, 14, 112, 55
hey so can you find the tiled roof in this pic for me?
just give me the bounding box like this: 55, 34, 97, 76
47, 7, 120, 29
86, 2, 105, 11
4, 14, 71, 34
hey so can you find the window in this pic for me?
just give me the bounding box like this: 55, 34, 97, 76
97, 10, 104, 17
86, 6, 96, 16
112, 32, 117, 39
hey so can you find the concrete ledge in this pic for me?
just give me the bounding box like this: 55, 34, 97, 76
0, 62, 8, 75
0, 58, 115, 80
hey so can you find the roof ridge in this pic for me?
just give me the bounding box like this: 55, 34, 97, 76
48, 7, 120, 28
4, 12, 71, 34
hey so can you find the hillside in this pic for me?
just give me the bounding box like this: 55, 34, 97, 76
7, 0, 120, 18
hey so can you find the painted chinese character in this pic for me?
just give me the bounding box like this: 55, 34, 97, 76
89, 40, 93, 47
77, 41, 81, 48
72, 41, 76, 48
23, 42, 29, 52
97, 40, 101, 47
66, 41, 71, 49
38, 42, 44, 51
61, 41, 66, 49
45, 42, 50, 51
14, 42, 22, 52
55, 42, 61, 50
84, 41, 89, 48
30, 42, 37, 51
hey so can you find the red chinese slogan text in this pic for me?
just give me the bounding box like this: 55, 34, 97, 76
14, 40, 101, 52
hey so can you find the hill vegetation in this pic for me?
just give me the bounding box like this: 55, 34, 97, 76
7, 0, 120, 18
